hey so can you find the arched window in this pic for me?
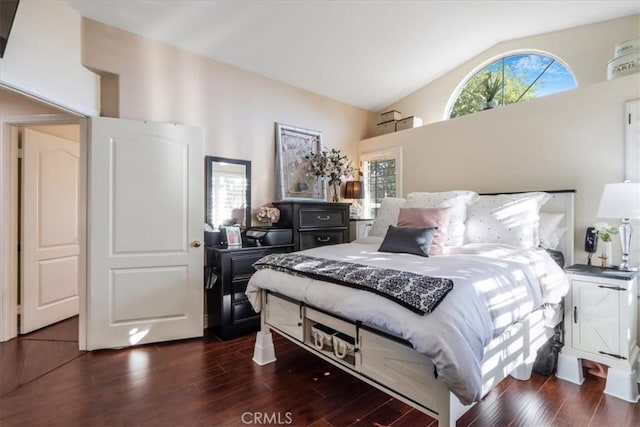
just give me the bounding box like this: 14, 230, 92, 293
448, 53, 577, 119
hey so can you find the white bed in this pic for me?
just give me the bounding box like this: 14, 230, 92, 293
246, 190, 575, 426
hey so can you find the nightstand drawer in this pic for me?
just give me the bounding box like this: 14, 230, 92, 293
299, 208, 347, 228
232, 300, 258, 324
299, 230, 346, 250
230, 253, 262, 278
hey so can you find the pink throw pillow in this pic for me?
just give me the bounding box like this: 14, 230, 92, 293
397, 207, 452, 255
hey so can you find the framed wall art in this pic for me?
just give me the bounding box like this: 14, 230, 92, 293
275, 123, 326, 201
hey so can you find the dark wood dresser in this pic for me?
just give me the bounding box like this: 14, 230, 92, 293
205, 243, 293, 340
272, 201, 350, 250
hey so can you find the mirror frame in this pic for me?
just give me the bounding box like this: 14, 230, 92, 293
205, 156, 252, 230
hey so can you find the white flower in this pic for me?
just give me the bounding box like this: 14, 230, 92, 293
305, 148, 355, 186
592, 222, 619, 242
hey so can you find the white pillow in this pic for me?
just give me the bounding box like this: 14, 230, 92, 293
546, 227, 568, 251
539, 213, 566, 249
368, 197, 407, 237
465, 192, 551, 248
405, 191, 479, 246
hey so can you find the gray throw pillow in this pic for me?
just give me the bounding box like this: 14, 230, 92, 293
378, 225, 437, 257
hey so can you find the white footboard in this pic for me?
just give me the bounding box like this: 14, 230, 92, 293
253, 290, 552, 427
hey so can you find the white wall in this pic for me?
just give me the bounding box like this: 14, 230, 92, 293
359, 74, 640, 264
0, 1, 100, 116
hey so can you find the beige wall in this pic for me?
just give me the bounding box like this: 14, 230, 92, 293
0, 89, 64, 117
80, 19, 376, 218
381, 14, 640, 130
359, 74, 640, 263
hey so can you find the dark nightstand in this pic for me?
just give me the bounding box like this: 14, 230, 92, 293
205, 243, 293, 340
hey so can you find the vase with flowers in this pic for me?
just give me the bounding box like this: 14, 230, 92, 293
256, 206, 280, 227
593, 222, 619, 267
305, 148, 355, 202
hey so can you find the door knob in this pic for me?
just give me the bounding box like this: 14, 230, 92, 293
192, 240, 202, 247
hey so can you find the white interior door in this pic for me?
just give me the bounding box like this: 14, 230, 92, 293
20, 128, 80, 334
87, 117, 204, 350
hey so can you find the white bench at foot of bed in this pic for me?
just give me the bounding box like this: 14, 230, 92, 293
252, 291, 553, 427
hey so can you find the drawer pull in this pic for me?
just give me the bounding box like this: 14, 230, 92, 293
598, 351, 627, 360
316, 215, 330, 221
317, 236, 331, 242
573, 306, 577, 323
598, 285, 625, 291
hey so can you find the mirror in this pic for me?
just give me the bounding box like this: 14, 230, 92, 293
205, 156, 251, 230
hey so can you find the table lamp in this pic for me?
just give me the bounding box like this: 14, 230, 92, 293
344, 181, 365, 219
596, 181, 640, 271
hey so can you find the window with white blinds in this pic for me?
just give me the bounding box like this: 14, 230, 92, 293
360, 147, 402, 219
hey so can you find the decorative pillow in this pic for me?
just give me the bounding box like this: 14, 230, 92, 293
378, 225, 437, 257
404, 191, 479, 246
397, 206, 452, 255
538, 213, 566, 249
368, 197, 407, 237
465, 192, 551, 248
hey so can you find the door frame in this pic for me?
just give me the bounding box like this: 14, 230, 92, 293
0, 110, 87, 348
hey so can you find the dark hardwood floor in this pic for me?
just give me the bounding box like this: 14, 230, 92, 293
0, 317, 638, 426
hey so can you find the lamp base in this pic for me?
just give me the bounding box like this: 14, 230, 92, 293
618, 219, 635, 272
349, 201, 362, 219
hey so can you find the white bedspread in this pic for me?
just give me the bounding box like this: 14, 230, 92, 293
245, 238, 569, 405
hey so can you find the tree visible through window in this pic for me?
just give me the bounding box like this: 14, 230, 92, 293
449, 53, 577, 119
366, 159, 396, 217
361, 147, 402, 219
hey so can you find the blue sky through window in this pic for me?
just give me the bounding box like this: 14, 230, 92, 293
487, 54, 576, 97
449, 53, 577, 119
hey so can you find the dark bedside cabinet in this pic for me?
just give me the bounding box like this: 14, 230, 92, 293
205, 243, 293, 340
272, 200, 350, 250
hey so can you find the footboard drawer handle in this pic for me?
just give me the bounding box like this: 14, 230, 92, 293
316, 215, 330, 221
316, 236, 331, 243
312, 332, 325, 350
333, 341, 348, 359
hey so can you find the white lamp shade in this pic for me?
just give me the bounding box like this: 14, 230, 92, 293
596, 182, 640, 219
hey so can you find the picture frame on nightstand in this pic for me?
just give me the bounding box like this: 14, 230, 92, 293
222, 226, 242, 246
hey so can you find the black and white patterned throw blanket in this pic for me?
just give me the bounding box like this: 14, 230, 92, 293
253, 253, 454, 315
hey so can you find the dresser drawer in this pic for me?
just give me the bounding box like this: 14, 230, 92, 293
299, 208, 347, 228
299, 230, 346, 250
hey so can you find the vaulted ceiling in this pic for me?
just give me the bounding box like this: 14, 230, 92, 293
67, 0, 639, 111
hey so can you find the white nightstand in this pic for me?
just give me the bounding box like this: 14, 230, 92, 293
556, 264, 639, 402
349, 218, 374, 242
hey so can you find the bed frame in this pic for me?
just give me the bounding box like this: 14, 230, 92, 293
251, 190, 575, 427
